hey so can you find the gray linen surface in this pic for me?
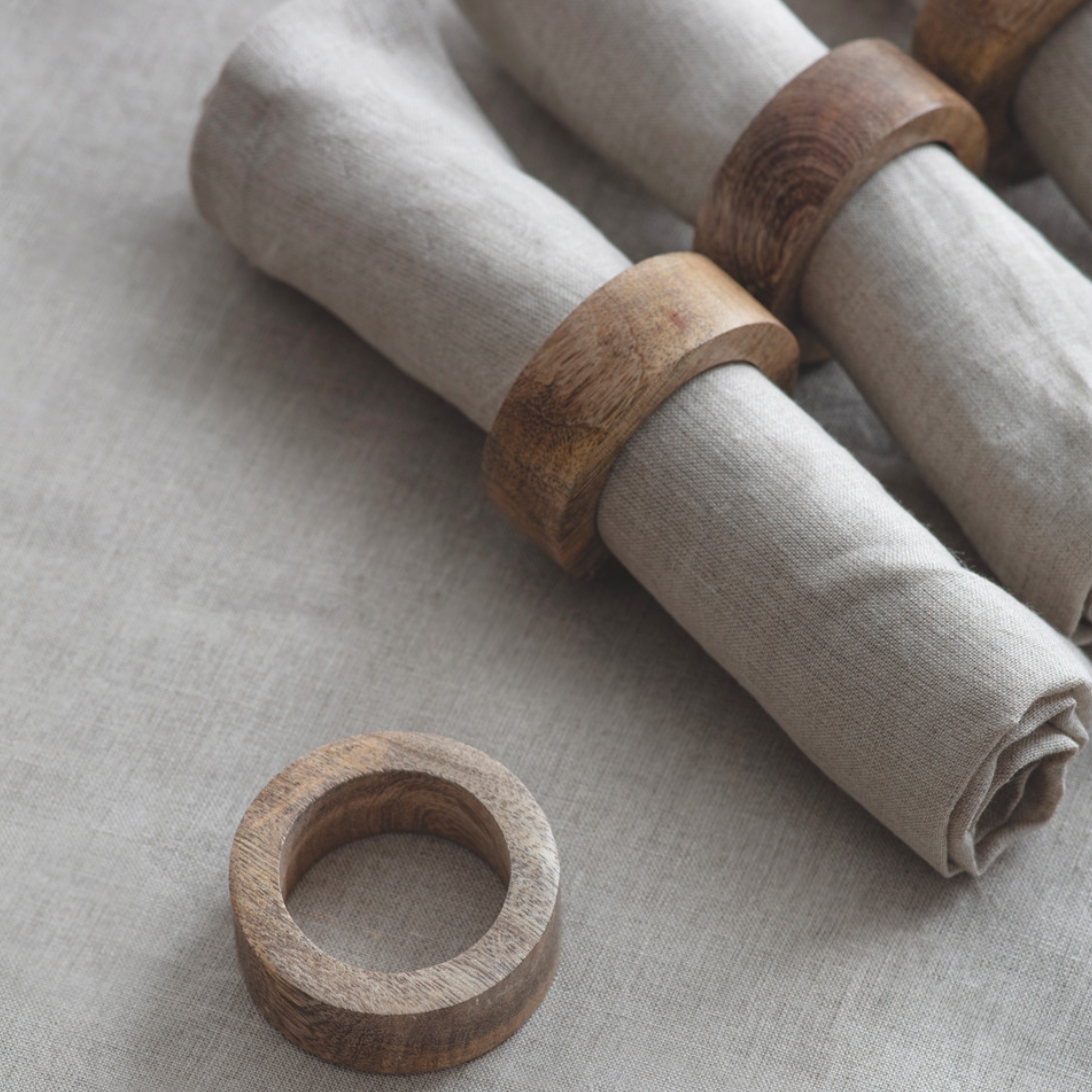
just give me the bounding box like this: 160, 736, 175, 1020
8, 0, 1092, 1088
191, 0, 1091, 876
456, 0, 1092, 642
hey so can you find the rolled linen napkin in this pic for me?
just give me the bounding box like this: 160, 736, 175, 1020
455, 0, 1092, 643
191, 0, 1092, 875
1014, 2, 1092, 227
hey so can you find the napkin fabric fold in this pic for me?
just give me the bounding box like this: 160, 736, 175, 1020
191, 0, 1092, 875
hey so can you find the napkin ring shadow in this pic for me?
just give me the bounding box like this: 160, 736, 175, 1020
913, 0, 1086, 179
693, 38, 988, 346
482, 251, 799, 577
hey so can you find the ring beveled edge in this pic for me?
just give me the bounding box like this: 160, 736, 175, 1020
694, 39, 988, 331
482, 252, 800, 577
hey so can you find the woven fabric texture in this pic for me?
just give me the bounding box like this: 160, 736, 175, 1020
7, 0, 1092, 1089
1016, 1, 1092, 229
455, 0, 1092, 641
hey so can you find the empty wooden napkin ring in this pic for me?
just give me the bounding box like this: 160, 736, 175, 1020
229, 732, 561, 1073
913, 0, 1087, 178
482, 251, 799, 577
693, 38, 988, 334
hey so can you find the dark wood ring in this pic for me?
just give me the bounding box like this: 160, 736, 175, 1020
693, 39, 988, 333
482, 252, 799, 577
913, 0, 1087, 179
230, 732, 561, 1073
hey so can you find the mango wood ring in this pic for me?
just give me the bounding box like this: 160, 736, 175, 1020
694, 39, 988, 335
483, 251, 799, 577
229, 732, 561, 1073
913, 0, 1087, 178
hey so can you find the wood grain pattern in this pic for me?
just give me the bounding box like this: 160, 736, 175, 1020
694, 39, 987, 332
482, 252, 799, 577
914, 0, 1086, 177
230, 732, 561, 1073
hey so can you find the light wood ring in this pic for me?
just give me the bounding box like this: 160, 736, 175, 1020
482, 252, 799, 577
693, 39, 988, 333
229, 732, 561, 1073
913, 0, 1087, 178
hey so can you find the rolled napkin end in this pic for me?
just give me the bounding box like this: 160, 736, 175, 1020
188, 0, 634, 433
190, 35, 273, 252
948, 685, 1088, 876
598, 365, 1092, 877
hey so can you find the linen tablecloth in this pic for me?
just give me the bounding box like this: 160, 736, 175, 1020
6, 1, 1092, 1088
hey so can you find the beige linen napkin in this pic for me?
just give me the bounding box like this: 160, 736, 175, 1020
456, 0, 1092, 644
191, 0, 1092, 876
1014, 2, 1092, 227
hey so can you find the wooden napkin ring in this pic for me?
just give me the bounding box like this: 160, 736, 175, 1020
230, 732, 561, 1073
913, 0, 1086, 178
482, 251, 799, 577
693, 38, 988, 333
